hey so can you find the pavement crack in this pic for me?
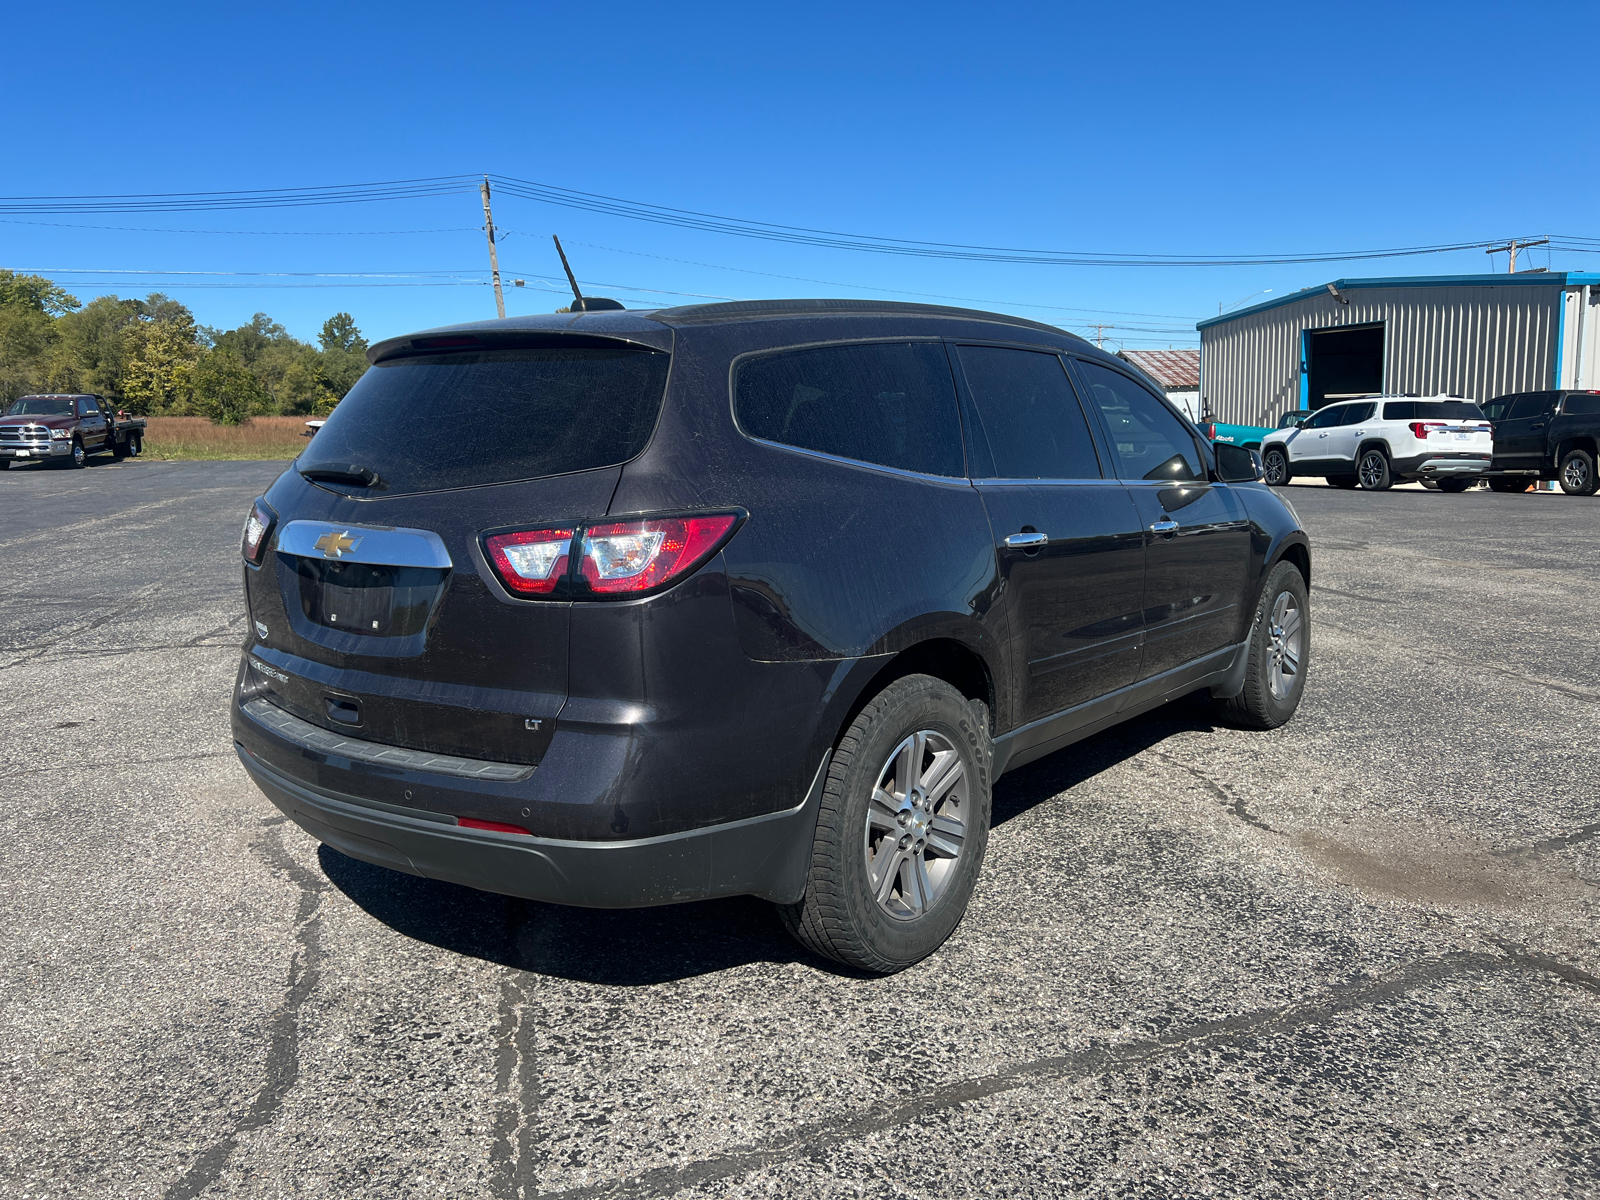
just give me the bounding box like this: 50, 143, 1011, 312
1320, 618, 1600, 704
1147, 749, 1283, 836
1312, 585, 1397, 604
1484, 935, 1600, 996
549, 951, 1526, 1200
161, 828, 329, 1200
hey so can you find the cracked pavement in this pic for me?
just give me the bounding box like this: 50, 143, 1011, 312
1, 460, 1596, 1198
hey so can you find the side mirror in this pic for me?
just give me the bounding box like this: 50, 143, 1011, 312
1214, 442, 1264, 483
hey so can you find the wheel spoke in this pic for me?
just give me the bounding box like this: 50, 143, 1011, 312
896, 732, 924, 795
871, 844, 906, 904
920, 749, 963, 804
1280, 646, 1299, 674
906, 855, 933, 916
869, 787, 902, 829
1279, 608, 1302, 641
927, 813, 964, 858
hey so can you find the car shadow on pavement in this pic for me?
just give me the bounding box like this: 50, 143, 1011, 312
319, 691, 1223, 986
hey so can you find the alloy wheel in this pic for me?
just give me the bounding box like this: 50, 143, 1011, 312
1263, 450, 1287, 486
1564, 457, 1591, 493
864, 729, 968, 921
1266, 591, 1303, 700
1359, 451, 1386, 489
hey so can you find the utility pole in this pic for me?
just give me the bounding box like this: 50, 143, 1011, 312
480, 176, 506, 318
1486, 237, 1548, 274
1086, 322, 1113, 348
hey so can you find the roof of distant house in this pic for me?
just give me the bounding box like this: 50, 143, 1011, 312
1117, 349, 1199, 390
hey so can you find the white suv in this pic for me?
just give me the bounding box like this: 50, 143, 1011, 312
1260, 396, 1493, 491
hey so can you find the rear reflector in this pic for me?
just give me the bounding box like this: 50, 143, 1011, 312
483, 528, 574, 595
458, 817, 532, 835
579, 514, 739, 594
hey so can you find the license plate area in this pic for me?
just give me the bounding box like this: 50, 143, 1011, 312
293, 558, 448, 637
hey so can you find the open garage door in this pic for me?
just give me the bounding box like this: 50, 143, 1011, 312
1308, 324, 1384, 409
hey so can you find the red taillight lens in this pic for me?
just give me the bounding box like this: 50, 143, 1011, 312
483, 528, 574, 595
458, 817, 531, 835
579, 514, 739, 595
241, 497, 276, 565
1198, 423, 1217, 440
1409, 421, 1446, 439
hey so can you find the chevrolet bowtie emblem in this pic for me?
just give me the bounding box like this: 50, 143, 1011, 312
314, 530, 362, 558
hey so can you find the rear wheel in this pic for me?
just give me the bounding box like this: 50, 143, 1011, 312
1436, 478, 1473, 493
1262, 447, 1290, 486
1357, 448, 1392, 490
780, 675, 991, 974
1327, 474, 1358, 489
1215, 560, 1309, 730
111, 436, 130, 460
1488, 477, 1533, 493
1559, 449, 1598, 496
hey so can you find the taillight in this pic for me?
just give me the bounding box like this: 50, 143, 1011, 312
1409, 421, 1446, 439
483, 527, 573, 595
580, 514, 739, 595
241, 497, 276, 565
1198, 423, 1217, 440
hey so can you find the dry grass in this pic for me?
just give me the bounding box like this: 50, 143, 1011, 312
141, 416, 315, 461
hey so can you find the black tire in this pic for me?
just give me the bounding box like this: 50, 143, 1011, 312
111, 436, 130, 460
127, 433, 142, 458
1488, 478, 1533, 494
1262, 447, 1290, 487
1357, 447, 1392, 490
779, 674, 992, 974
63, 438, 86, 470
1327, 474, 1359, 489
1215, 560, 1310, 731
1559, 449, 1598, 496
1436, 478, 1473, 493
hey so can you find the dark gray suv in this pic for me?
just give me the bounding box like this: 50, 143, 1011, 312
233, 299, 1311, 973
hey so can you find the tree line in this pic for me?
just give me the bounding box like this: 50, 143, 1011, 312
0, 270, 368, 423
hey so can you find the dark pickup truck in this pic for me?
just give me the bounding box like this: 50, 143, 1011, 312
0, 394, 146, 469
1480, 390, 1600, 495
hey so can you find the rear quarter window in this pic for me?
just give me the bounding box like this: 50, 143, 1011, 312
1563, 394, 1600, 416
299, 346, 670, 496
734, 341, 964, 477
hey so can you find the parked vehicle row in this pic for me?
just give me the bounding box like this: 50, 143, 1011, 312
0, 394, 145, 468
231, 299, 1310, 974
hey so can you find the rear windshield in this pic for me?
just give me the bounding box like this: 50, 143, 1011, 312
1382, 401, 1486, 421
300, 347, 670, 495
6, 397, 76, 416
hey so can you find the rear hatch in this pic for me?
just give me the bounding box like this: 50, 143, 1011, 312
243, 331, 671, 767
1390, 399, 1492, 452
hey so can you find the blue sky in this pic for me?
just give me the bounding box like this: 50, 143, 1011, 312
6, 0, 1596, 350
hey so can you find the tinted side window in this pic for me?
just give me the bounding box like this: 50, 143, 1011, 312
1479, 398, 1511, 421
1305, 405, 1348, 429
1076, 360, 1202, 482
1508, 393, 1550, 419
1564, 394, 1600, 417
1383, 401, 1417, 420
955, 345, 1101, 479
1342, 402, 1376, 424
735, 342, 963, 477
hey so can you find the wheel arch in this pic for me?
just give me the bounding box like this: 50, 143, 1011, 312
1356, 438, 1392, 461
1273, 537, 1311, 589
1555, 434, 1598, 464
826, 636, 999, 759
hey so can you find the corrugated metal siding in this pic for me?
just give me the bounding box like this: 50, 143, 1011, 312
1199, 285, 1563, 427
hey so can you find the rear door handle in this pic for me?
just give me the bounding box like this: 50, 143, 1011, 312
1004, 531, 1048, 548
1149, 517, 1180, 535
1531, 422, 1546, 429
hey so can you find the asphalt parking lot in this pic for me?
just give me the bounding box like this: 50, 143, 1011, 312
2, 457, 1597, 1199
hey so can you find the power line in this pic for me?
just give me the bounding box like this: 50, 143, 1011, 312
0, 218, 478, 235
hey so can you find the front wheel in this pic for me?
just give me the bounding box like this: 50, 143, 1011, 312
1436, 478, 1473, 493
1357, 448, 1392, 490
1262, 447, 1290, 486
62, 439, 86, 469
1215, 560, 1310, 730
780, 675, 991, 974
1559, 449, 1598, 496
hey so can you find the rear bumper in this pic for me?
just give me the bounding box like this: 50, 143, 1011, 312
1390, 452, 1491, 477
235, 737, 826, 909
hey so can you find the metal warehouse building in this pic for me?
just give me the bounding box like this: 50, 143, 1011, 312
1197, 272, 1600, 427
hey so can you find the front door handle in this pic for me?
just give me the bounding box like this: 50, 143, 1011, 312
1149, 517, 1180, 536
1004, 531, 1048, 548
1531, 422, 1546, 429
